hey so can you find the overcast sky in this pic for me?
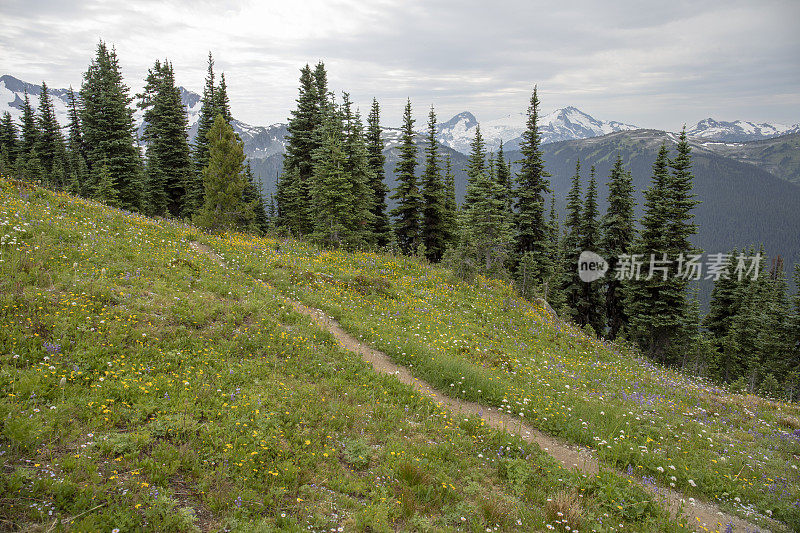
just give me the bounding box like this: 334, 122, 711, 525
2, 0, 798, 130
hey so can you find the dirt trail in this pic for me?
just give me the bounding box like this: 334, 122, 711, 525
189, 242, 771, 533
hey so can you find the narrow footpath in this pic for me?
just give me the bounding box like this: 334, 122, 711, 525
190, 242, 772, 533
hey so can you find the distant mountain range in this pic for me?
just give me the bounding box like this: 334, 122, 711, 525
5, 74, 798, 160
435, 107, 640, 153
686, 118, 800, 142
0, 75, 290, 163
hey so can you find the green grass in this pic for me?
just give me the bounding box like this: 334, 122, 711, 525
204, 222, 800, 530
0, 178, 691, 531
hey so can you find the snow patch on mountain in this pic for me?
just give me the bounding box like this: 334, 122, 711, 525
1, 74, 286, 159
436, 106, 639, 154
686, 118, 800, 142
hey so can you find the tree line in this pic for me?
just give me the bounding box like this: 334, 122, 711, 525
276, 66, 799, 399
1, 47, 797, 399
0, 41, 268, 233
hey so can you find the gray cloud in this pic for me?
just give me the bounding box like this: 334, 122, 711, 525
1, 0, 797, 130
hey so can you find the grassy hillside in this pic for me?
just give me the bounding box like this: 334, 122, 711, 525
698, 132, 800, 185
205, 230, 800, 529
0, 178, 698, 531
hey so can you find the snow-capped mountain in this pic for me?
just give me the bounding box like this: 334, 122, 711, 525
0, 75, 287, 159
435, 106, 639, 154
687, 118, 800, 142
0, 75, 72, 126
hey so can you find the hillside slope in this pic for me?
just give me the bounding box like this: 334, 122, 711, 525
207, 222, 799, 530
0, 179, 702, 532
697, 132, 800, 185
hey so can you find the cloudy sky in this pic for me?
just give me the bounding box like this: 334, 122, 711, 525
2, 0, 798, 129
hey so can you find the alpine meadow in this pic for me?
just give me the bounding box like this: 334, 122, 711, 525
1, 2, 799, 532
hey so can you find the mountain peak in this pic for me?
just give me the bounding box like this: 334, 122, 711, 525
437, 106, 639, 154
438, 111, 478, 129
687, 117, 799, 142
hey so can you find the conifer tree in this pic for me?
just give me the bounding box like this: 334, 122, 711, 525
215, 72, 233, 125
278, 64, 319, 235
194, 115, 254, 231
704, 250, 741, 353
193, 53, 216, 167
790, 264, 800, 379
460, 162, 513, 277
546, 195, 567, 312
513, 86, 552, 286
576, 167, 605, 333
313, 62, 328, 109
463, 124, 486, 211
341, 94, 375, 248
243, 162, 269, 234
420, 106, 448, 262
626, 138, 698, 363
20, 91, 38, 158
35, 81, 67, 186
495, 141, 513, 213
600, 154, 635, 339
390, 99, 421, 255
65, 87, 88, 195
95, 163, 118, 205
442, 153, 458, 247
138, 59, 192, 217
365, 98, 391, 247
80, 40, 143, 210
310, 97, 351, 248
189, 53, 217, 213
561, 160, 583, 319
0, 112, 19, 171
757, 257, 792, 383
627, 145, 671, 359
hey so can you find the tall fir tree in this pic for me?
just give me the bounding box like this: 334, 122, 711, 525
310, 96, 352, 248
80, 40, 143, 211
20, 91, 38, 157
460, 160, 513, 277
626, 138, 698, 364
546, 194, 567, 312
365, 98, 391, 247
600, 154, 636, 339
514, 86, 552, 287
442, 153, 458, 248
420, 106, 448, 262
35, 81, 67, 187
243, 162, 269, 234
704, 248, 742, 379
313, 62, 328, 109
19, 90, 41, 182
65, 87, 88, 195
790, 264, 800, 387
215, 72, 233, 125
495, 141, 513, 213
0, 112, 19, 172
576, 167, 605, 333
462, 124, 487, 211
626, 145, 671, 359
390, 99, 421, 255
561, 160, 583, 319
194, 114, 254, 232
341, 94, 375, 248
278, 64, 319, 235
138, 60, 192, 217
189, 52, 217, 214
